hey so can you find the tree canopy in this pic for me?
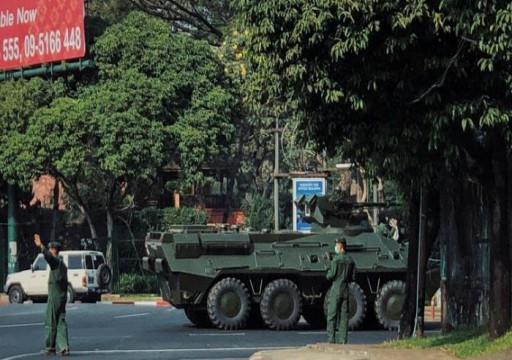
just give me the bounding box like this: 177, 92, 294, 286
128, 0, 233, 45
0, 11, 240, 241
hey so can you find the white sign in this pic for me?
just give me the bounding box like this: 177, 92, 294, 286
293, 178, 326, 232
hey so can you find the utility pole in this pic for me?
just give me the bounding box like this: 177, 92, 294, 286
273, 118, 280, 232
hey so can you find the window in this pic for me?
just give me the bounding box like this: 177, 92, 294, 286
92, 255, 105, 269
33, 256, 47, 271
67, 255, 82, 270
85, 255, 94, 270
85, 254, 104, 269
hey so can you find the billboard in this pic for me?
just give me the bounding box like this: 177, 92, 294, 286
293, 178, 326, 232
0, 0, 85, 71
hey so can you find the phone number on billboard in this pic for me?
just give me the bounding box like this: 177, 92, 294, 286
1, 27, 82, 63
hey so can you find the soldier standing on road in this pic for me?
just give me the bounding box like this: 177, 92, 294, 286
33, 233, 70, 356
326, 237, 356, 344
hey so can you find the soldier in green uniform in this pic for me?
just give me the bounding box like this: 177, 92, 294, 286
326, 237, 356, 344
33, 234, 70, 356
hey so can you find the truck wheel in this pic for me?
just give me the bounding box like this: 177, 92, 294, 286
323, 283, 367, 330
374, 280, 406, 331
302, 305, 326, 328
260, 279, 302, 330
8, 285, 24, 304
184, 307, 213, 327
67, 285, 75, 304
207, 277, 251, 330
97, 264, 112, 288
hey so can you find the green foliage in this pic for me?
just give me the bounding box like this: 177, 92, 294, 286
391, 328, 512, 358
242, 193, 274, 230
93, 11, 239, 187
0, 10, 242, 240
0, 78, 66, 187
233, 0, 512, 186
118, 272, 158, 294
137, 206, 209, 231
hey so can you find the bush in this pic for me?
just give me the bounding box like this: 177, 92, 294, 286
137, 206, 209, 231
118, 273, 158, 294
242, 193, 274, 230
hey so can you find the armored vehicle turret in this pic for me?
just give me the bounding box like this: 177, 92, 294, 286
143, 193, 407, 331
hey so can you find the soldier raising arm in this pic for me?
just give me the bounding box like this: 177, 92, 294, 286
34, 234, 70, 356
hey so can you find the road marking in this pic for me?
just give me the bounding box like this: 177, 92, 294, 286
0, 322, 43, 328
114, 312, 150, 319
1, 311, 43, 317
189, 333, 246, 336
72, 335, 134, 339
0, 346, 292, 360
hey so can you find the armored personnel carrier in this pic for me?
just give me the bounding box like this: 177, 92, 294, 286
143, 192, 407, 331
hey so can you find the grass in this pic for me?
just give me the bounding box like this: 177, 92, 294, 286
389, 328, 512, 358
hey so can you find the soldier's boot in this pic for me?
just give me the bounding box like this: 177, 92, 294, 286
58, 348, 70, 356
41, 348, 56, 356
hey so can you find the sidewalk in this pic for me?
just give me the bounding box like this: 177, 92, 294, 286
250, 343, 457, 360
100, 294, 171, 306
250, 344, 512, 360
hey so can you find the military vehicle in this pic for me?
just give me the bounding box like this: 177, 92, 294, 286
143, 192, 407, 331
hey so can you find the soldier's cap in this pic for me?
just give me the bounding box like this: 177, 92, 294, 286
335, 238, 347, 247
48, 242, 62, 250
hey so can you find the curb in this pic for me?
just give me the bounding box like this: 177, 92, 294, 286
106, 300, 172, 307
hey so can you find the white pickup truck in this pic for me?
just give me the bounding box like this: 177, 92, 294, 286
4, 250, 112, 304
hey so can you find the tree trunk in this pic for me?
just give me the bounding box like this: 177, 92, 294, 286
440, 166, 489, 331
76, 202, 98, 239
106, 209, 114, 266
57, 175, 98, 240
488, 137, 511, 339
399, 185, 433, 339
399, 184, 420, 338
439, 166, 455, 333
414, 186, 429, 338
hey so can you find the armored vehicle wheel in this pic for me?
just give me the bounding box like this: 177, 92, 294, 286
374, 280, 406, 330
260, 279, 302, 330
302, 305, 326, 328
348, 282, 367, 329
8, 285, 25, 304
207, 277, 251, 330
184, 307, 213, 327
323, 283, 367, 330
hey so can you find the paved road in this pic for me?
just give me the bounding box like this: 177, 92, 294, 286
0, 303, 402, 360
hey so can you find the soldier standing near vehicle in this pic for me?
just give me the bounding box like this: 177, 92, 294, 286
33, 233, 70, 356
326, 237, 356, 344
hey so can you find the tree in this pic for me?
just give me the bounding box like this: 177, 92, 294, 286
93, 11, 239, 187
128, 0, 233, 45
1, 11, 241, 263
234, 0, 512, 338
